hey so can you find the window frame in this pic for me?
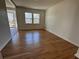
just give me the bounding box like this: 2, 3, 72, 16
25, 12, 33, 24
33, 13, 40, 24
25, 12, 40, 24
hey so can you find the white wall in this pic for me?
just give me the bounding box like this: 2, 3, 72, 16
16, 7, 45, 30
0, 0, 11, 51
46, 0, 79, 47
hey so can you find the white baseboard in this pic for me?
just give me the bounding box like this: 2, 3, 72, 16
75, 49, 79, 58
0, 37, 11, 51
46, 28, 79, 47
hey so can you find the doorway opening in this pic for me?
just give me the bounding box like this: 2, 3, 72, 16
5, 0, 18, 36
7, 10, 18, 36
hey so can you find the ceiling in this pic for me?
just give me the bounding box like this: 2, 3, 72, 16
12, 0, 63, 10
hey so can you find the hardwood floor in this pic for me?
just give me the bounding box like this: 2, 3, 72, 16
2, 30, 78, 59
75, 57, 79, 59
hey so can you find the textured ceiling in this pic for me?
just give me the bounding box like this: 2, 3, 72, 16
12, 0, 63, 10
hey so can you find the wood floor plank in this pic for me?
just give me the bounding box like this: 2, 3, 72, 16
1, 30, 78, 59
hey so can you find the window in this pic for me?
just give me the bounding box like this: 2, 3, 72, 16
25, 12, 32, 24
8, 12, 14, 22
33, 13, 40, 24
7, 12, 15, 27
25, 12, 40, 24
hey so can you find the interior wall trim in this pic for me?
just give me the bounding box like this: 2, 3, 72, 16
0, 37, 11, 51
46, 28, 79, 47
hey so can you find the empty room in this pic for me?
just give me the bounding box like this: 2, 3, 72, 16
0, 0, 79, 59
